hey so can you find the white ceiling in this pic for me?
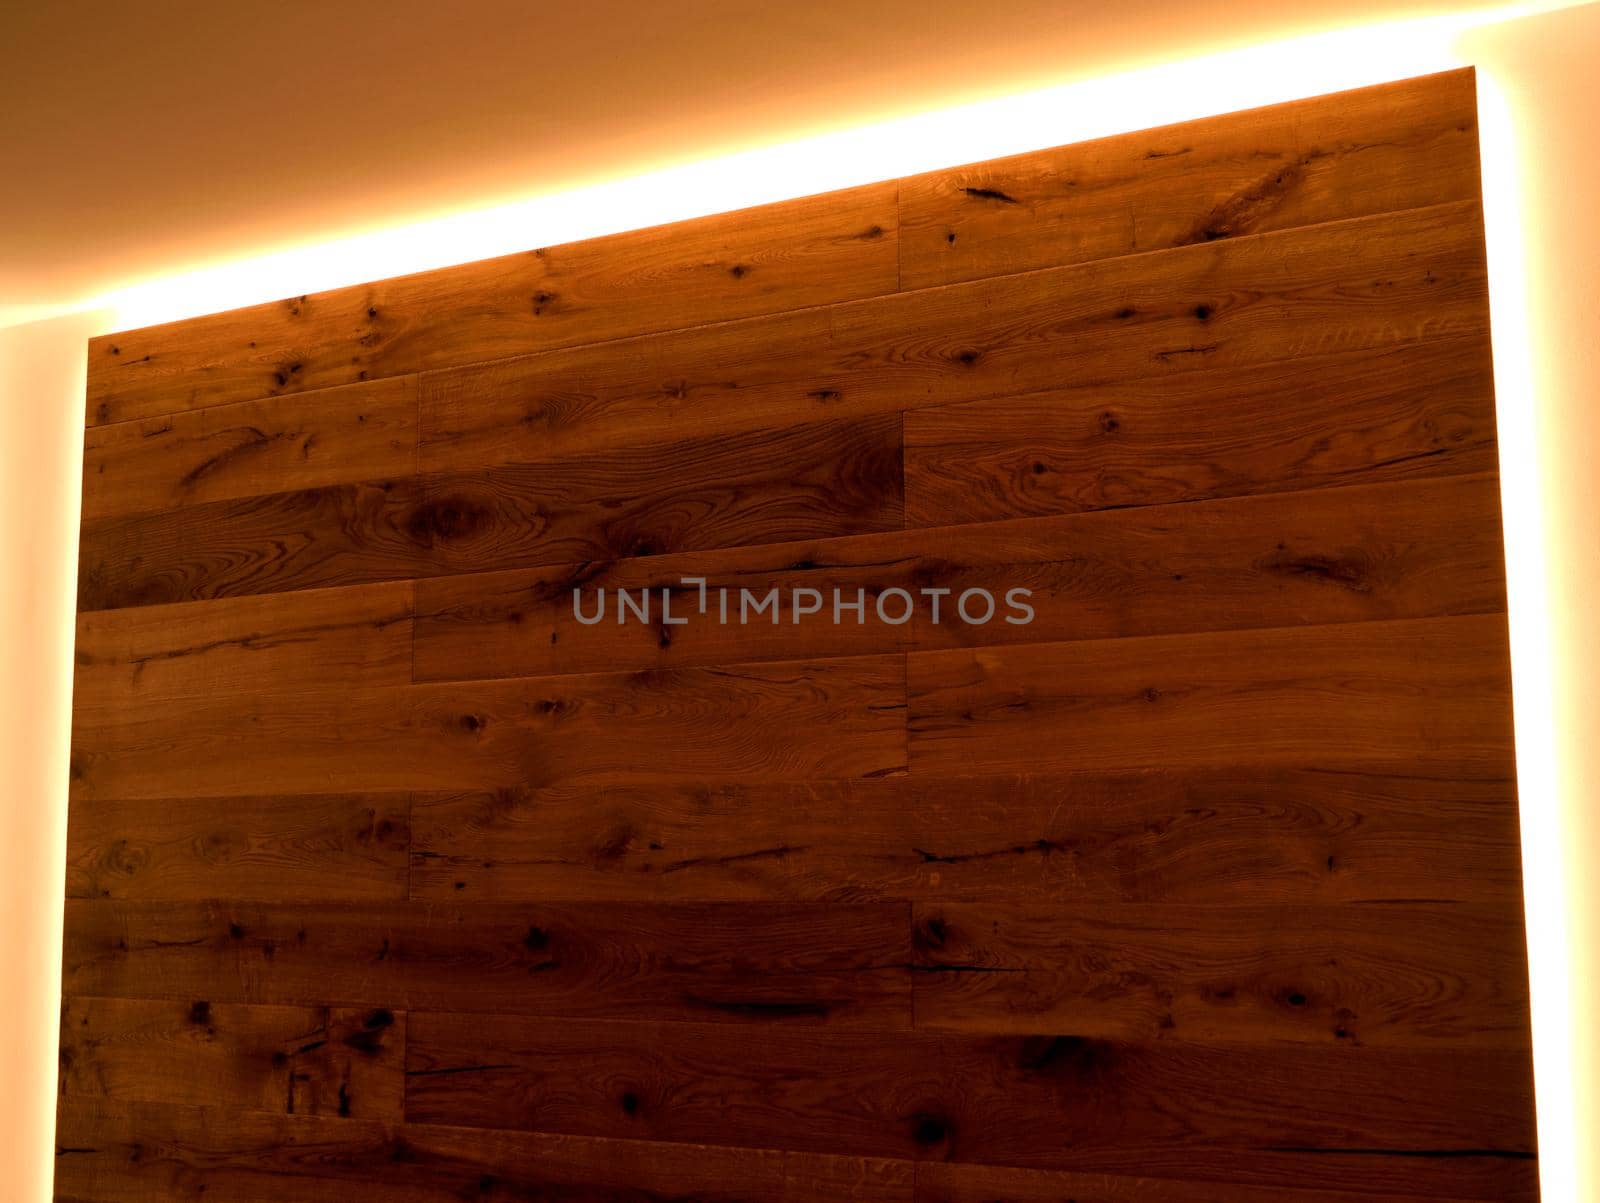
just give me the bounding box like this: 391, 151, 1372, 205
0, 0, 1510, 320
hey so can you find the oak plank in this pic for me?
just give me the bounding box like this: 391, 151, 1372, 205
404, 1013, 1535, 1163
53, 1099, 913, 1203
70, 654, 906, 799
902, 335, 1497, 526
415, 412, 903, 580
59, 997, 403, 1120
77, 413, 902, 611
81, 375, 417, 521
911, 902, 1530, 1048
413, 473, 1507, 683
84, 182, 899, 426
73, 580, 412, 708
915, 1161, 1512, 1203
409, 766, 1522, 905
76, 477, 430, 612
65, 793, 409, 901
907, 614, 1515, 777
420, 201, 1489, 475
899, 70, 1479, 288
60, 900, 909, 1027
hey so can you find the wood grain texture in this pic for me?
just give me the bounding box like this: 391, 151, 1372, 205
61, 900, 909, 1027
73, 580, 412, 708
55, 1101, 915, 1203
408, 766, 1522, 905
898, 70, 1480, 288
77, 477, 430, 612
413, 472, 1506, 682
911, 902, 1530, 1047
78, 413, 902, 611
70, 654, 906, 800
63, 73, 1531, 1203
915, 1161, 1516, 1203
903, 335, 1497, 526
59, 997, 403, 1120
415, 412, 903, 579
84, 182, 899, 426
908, 614, 1515, 777
81, 374, 418, 521
420, 200, 1488, 476
405, 1013, 1535, 1161
65, 793, 410, 901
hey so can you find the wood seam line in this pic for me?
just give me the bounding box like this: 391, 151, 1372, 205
894, 180, 903, 294
404, 790, 417, 903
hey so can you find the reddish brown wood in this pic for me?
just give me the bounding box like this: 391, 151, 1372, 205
61, 71, 1530, 1203
61, 899, 911, 1027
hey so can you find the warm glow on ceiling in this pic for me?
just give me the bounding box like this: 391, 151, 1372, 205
94, 3, 1562, 335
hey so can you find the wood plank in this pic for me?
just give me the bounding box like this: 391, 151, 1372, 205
65, 793, 409, 901
59, 997, 403, 1120
81, 374, 417, 521
77, 412, 903, 611
416, 412, 903, 580
899, 70, 1480, 288
60, 900, 909, 1027
54, 1100, 913, 1203
903, 335, 1497, 527
908, 614, 1515, 777
413, 473, 1507, 683
70, 654, 906, 799
84, 182, 900, 426
76, 477, 430, 612
915, 1161, 1513, 1203
73, 580, 412, 708
911, 902, 1530, 1048
404, 1013, 1535, 1163
420, 201, 1489, 476
408, 766, 1522, 905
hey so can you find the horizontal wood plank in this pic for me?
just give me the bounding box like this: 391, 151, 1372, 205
409, 766, 1522, 905
911, 902, 1530, 1047
405, 1013, 1535, 1162
903, 335, 1497, 527
84, 182, 900, 426
908, 614, 1515, 776
416, 412, 903, 580
78, 413, 903, 611
420, 201, 1488, 476
915, 1161, 1516, 1203
899, 70, 1479, 288
59, 997, 403, 1120
65, 793, 410, 901
77, 477, 431, 612
54, 1100, 913, 1202
61, 900, 910, 1027
413, 473, 1507, 683
70, 654, 906, 799
74, 580, 412, 708
81, 374, 418, 521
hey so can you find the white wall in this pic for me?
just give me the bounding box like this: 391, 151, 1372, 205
1463, 7, 1600, 1192
0, 309, 104, 1203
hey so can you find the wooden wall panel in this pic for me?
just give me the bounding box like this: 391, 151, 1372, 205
897, 70, 1481, 288
84, 183, 901, 426
405, 769, 1523, 905
62, 70, 1536, 1203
